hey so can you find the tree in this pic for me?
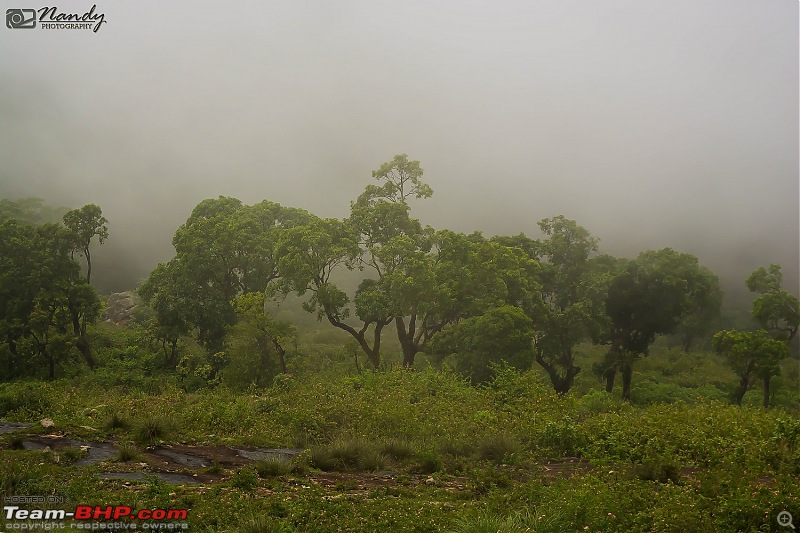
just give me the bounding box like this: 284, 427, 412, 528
596, 248, 719, 400
712, 329, 789, 407
142, 197, 312, 361
495, 217, 602, 395
746, 265, 799, 342
281, 155, 542, 370
429, 306, 535, 384
0, 198, 69, 225
726, 264, 800, 407
62, 204, 108, 284
276, 217, 388, 367
0, 219, 100, 379
137, 262, 192, 368
225, 291, 297, 387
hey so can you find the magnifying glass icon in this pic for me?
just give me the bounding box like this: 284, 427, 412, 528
778, 511, 795, 529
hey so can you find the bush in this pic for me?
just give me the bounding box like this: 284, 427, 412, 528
412, 451, 442, 474
135, 416, 169, 445
255, 457, 292, 478
230, 468, 259, 492
380, 439, 415, 461
114, 442, 139, 462
538, 417, 586, 457
237, 515, 292, 533
478, 434, 521, 464
0, 383, 51, 418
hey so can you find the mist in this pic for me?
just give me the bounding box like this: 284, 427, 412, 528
1, 0, 797, 304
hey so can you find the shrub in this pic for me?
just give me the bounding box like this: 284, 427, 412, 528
478, 434, 521, 464
255, 457, 292, 478
237, 515, 292, 533
134, 417, 169, 445
105, 412, 129, 431
114, 442, 139, 462
230, 468, 259, 492
380, 439, 415, 461
412, 451, 442, 474
538, 417, 586, 457
0, 383, 51, 418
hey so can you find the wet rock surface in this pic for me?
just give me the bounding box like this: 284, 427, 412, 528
0, 422, 33, 434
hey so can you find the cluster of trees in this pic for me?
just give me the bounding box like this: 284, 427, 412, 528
1, 156, 796, 405
713, 265, 799, 408
133, 154, 795, 402
0, 202, 108, 380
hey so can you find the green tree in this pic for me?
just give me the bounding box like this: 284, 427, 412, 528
495, 217, 602, 395
712, 329, 789, 407
62, 204, 108, 284
429, 306, 535, 384
596, 248, 719, 400
137, 261, 192, 368
0, 198, 69, 225
746, 264, 799, 342
142, 197, 312, 362
276, 217, 386, 366
0, 220, 100, 379
669, 279, 723, 353
225, 292, 297, 388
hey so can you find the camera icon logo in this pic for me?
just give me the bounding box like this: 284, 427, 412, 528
6, 8, 37, 29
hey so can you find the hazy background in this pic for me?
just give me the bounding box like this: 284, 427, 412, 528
1, 0, 798, 310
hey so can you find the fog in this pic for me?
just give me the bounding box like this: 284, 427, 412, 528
1, 0, 797, 304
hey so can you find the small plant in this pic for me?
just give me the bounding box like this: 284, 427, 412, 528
237, 514, 292, 533
449, 511, 528, 533
202, 461, 224, 475
59, 446, 89, 464
634, 459, 681, 484
230, 467, 259, 492
113, 442, 139, 462
105, 412, 129, 431
255, 457, 292, 478
380, 439, 415, 461
6, 434, 25, 450
309, 446, 340, 472
477, 433, 521, 464
328, 438, 370, 468
358, 450, 388, 472
440, 440, 474, 458
412, 451, 442, 474
135, 417, 169, 445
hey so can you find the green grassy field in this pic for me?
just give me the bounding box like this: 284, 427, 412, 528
1, 332, 799, 532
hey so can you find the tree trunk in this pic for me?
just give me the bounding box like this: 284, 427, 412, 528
71, 310, 95, 369
731, 375, 750, 405
395, 316, 419, 368
535, 352, 581, 396
6, 334, 17, 379
762, 375, 771, 409
75, 334, 96, 369
621, 365, 633, 401
605, 368, 616, 393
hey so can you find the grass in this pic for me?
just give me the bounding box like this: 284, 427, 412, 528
254, 457, 292, 477
134, 416, 169, 445
113, 442, 139, 462
0, 333, 797, 532
477, 434, 522, 464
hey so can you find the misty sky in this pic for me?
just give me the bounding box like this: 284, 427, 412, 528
1, 0, 798, 298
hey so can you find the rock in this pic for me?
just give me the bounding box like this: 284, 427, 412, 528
103, 292, 140, 326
